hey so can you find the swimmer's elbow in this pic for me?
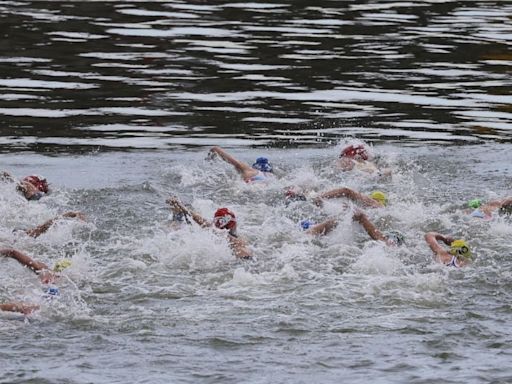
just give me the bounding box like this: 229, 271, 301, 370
424, 232, 435, 241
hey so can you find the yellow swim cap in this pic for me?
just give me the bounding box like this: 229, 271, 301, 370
370, 191, 387, 206
449, 240, 472, 260
53, 259, 72, 272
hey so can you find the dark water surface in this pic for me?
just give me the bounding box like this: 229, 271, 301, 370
1, 0, 511, 151
1, 2, 512, 384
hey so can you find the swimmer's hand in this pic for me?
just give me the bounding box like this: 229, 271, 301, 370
166, 196, 189, 214
38, 269, 56, 284
206, 148, 219, 161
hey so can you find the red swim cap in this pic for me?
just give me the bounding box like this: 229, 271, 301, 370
23, 175, 49, 193
340, 145, 369, 161
213, 208, 236, 230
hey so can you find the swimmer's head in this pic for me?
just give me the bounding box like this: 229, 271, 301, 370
252, 157, 273, 173
23, 175, 49, 193
339, 145, 369, 161
449, 239, 473, 261
213, 208, 237, 231
468, 199, 482, 209
300, 219, 315, 230
370, 191, 387, 206
53, 259, 72, 272
499, 202, 512, 216
385, 230, 405, 246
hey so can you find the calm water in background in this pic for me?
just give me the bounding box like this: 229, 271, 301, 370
0, 1, 512, 383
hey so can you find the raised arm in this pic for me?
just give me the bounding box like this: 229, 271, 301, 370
0, 248, 56, 283
352, 211, 387, 242
166, 197, 210, 228
209, 146, 252, 173
424, 232, 453, 264
25, 211, 86, 238
0, 248, 49, 272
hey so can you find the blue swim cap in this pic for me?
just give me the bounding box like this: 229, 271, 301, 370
44, 286, 60, 296
252, 157, 273, 173
42, 286, 60, 301
300, 219, 315, 230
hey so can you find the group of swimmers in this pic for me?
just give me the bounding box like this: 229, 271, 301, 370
1, 143, 511, 315
168, 144, 512, 268
0, 171, 84, 314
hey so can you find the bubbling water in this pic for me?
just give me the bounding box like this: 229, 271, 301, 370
1, 142, 511, 382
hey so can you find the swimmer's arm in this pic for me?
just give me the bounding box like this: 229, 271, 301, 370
356, 193, 383, 208
424, 232, 452, 264
189, 211, 211, 228
306, 219, 338, 236
0, 248, 49, 273
25, 211, 86, 238
353, 211, 387, 242
179, 208, 210, 228
25, 219, 55, 238
482, 197, 512, 214
314, 187, 353, 206
0, 302, 39, 315
166, 197, 211, 228
317, 187, 381, 208
317, 187, 355, 201
227, 235, 252, 259
481, 200, 502, 213
501, 197, 512, 206
209, 146, 251, 174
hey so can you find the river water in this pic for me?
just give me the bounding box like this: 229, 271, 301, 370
0, 1, 511, 383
